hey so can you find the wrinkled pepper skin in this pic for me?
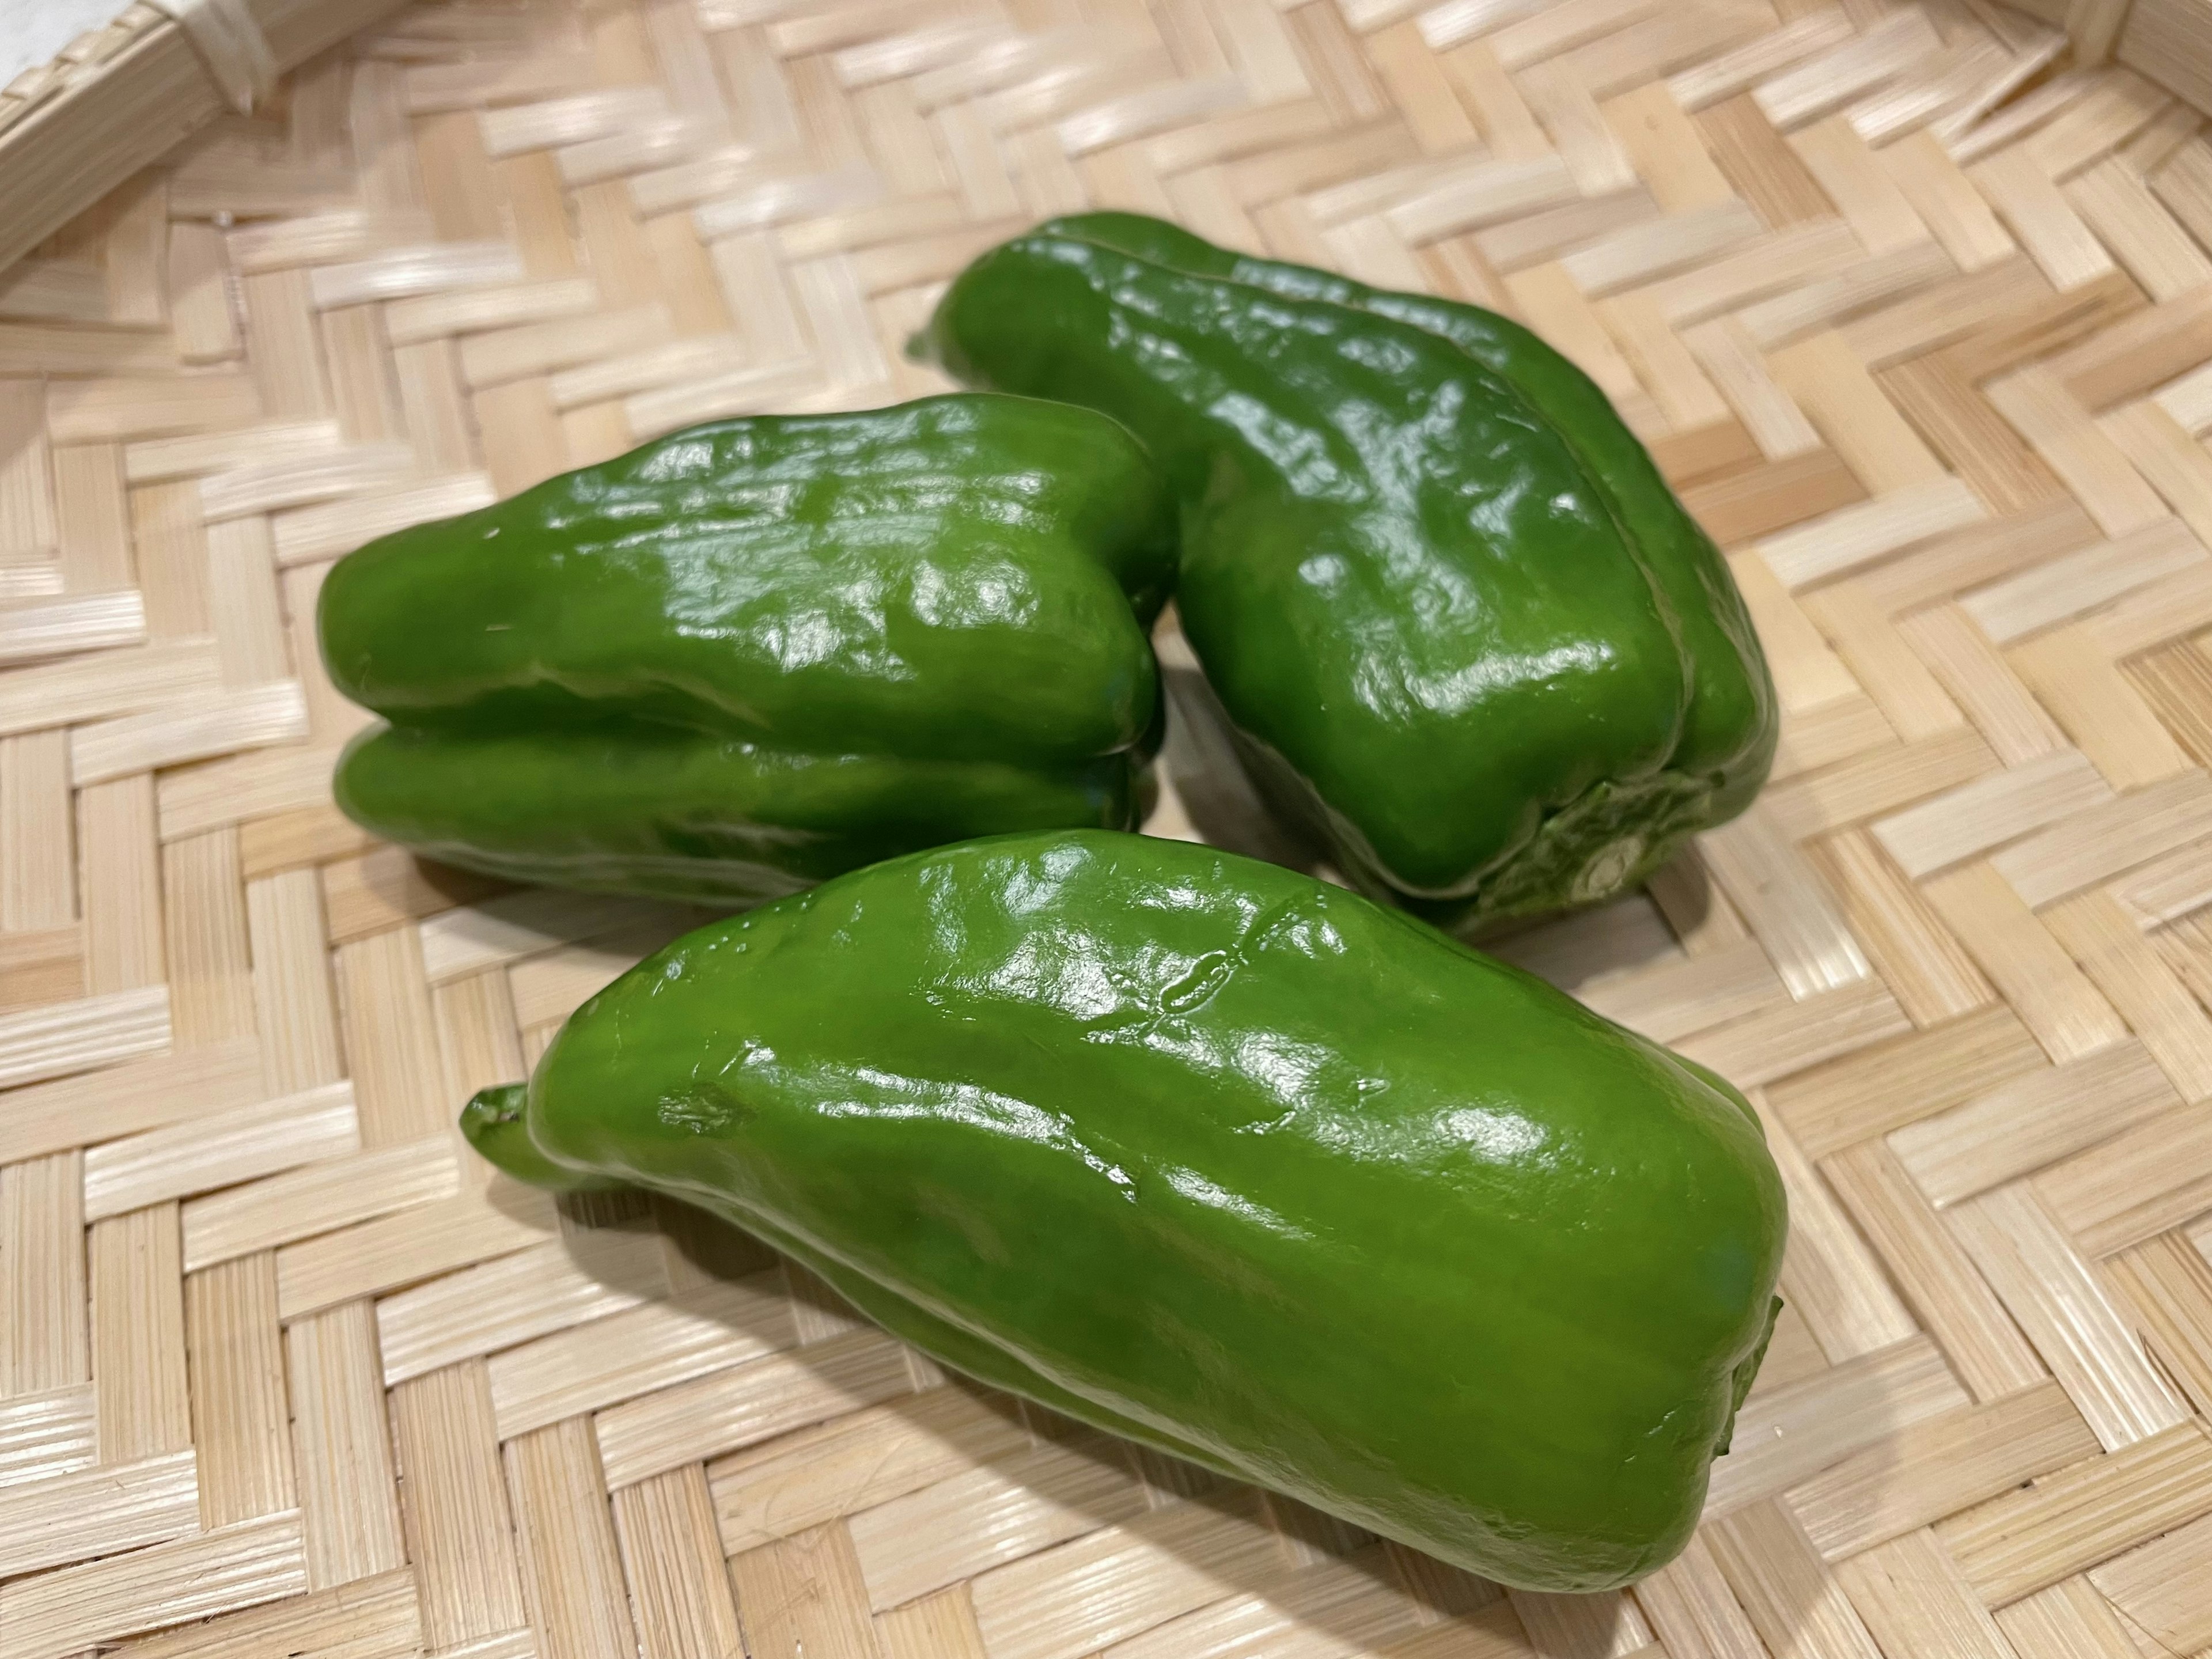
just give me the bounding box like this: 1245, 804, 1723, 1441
918, 215, 1778, 931
465, 830, 1787, 1590
319, 395, 1176, 904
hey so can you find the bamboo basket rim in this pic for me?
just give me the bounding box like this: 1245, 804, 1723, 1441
0, 4, 171, 143
0, 0, 412, 277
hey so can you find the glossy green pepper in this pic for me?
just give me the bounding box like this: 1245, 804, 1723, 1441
917, 215, 1778, 931
464, 829, 1786, 1590
319, 395, 1176, 904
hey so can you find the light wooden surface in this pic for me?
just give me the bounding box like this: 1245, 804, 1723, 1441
8, 1, 2212, 1657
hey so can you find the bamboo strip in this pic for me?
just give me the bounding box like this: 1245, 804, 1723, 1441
850, 1432, 1152, 1612
275, 1181, 560, 1322
112, 1568, 421, 1659
0, 1446, 198, 1576
1754, 1095, 1922, 1362
1988, 766, 2212, 906
1809, 830, 1995, 1026
1674, 976, 1912, 1089
0, 983, 171, 1091
1706, 1499, 1884, 1659
1888, 1039, 2177, 1205
595, 1328, 920, 1488
1784, 1380, 2098, 1559
1703, 1335, 1969, 1517
183, 1132, 458, 1271
1921, 862, 2128, 1060
1823, 1138, 2052, 1401
612, 1466, 749, 1659
376, 1230, 670, 1385
0, 1384, 94, 1491
71, 682, 309, 787
285, 1300, 406, 1589
185, 1252, 298, 1529
0, 590, 146, 666
710, 1385, 1029, 1554
488, 1270, 799, 1440
1630, 1531, 1766, 1659
1834, 1529, 2014, 1659
1948, 1182, 2190, 1448
89, 1203, 194, 1463
1939, 1419, 2212, 1604
158, 744, 340, 842
2105, 1231, 2212, 1412
0, 1511, 309, 1659
389, 1362, 530, 1649
504, 1416, 634, 1659
84, 1081, 357, 1220
1994, 1575, 2147, 1659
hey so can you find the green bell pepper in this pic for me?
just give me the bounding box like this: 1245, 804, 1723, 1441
917, 215, 1778, 931
318, 395, 1176, 904
464, 828, 1786, 1590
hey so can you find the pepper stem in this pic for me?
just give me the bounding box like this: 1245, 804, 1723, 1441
459, 1084, 626, 1192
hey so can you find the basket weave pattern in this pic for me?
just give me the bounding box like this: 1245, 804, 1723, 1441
6, 0, 2212, 1656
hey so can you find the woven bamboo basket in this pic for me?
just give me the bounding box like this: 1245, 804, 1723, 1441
12, 0, 2212, 1656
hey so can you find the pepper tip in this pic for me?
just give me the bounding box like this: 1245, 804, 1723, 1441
460, 1083, 626, 1193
